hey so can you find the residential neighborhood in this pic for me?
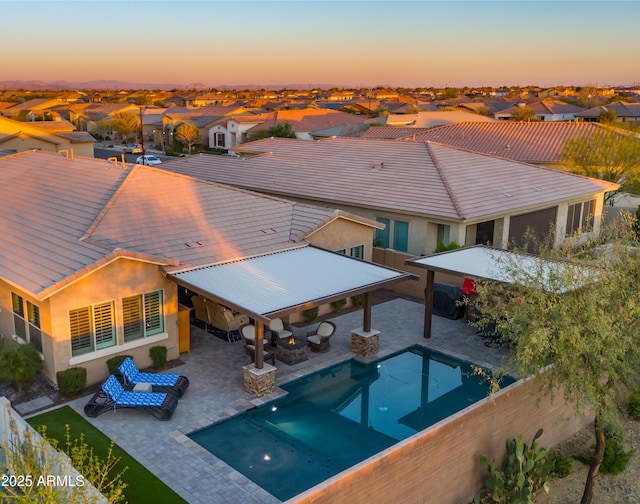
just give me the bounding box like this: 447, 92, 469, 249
1, 77, 640, 504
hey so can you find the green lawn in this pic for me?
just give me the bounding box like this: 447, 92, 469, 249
27, 406, 188, 504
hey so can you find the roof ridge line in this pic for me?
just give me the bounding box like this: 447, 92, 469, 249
424, 142, 465, 219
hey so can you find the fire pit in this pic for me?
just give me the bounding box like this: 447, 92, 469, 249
275, 335, 308, 365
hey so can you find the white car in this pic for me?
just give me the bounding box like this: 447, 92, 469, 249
136, 155, 162, 166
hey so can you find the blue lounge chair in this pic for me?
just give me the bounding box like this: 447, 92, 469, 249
118, 357, 190, 398
84, 375, 178, 420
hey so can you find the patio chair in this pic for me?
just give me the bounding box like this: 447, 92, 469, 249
269, 318, 293, 341
83, 375, 179, 421
118, 357, 190, 398
245, 344, 276, 366
306, 321, 336, 353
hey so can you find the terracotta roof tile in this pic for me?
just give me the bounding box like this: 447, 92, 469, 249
405, 121, 607, 163
162, 137, 617, 222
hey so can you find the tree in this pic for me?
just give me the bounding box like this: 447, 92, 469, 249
598, 108, 618, 124
438, 87, 459, 100
560, 128, 640, 196
109, 111, 139, 142
175, 122, 201, 154
472, 223, 640, 504
247, 122, 297, 142
511, 105, 537, 122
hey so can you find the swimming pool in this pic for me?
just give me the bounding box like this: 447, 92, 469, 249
189, 346, 514, 501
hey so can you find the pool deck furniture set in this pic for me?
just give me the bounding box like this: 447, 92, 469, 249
83, 358, 190, 420
241, 320, 337, 366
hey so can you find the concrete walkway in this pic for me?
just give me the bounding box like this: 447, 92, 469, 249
35, 298, 509, 504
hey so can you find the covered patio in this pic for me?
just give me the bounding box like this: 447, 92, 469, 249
168, 246, 416, 396
407, 245, 597, 339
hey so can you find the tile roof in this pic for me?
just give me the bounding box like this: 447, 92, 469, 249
576, 101, 640, 118
362, 126, 431, 139
402, 121, 607, 163
0, 150, 364, 298
162, 137, 617, 222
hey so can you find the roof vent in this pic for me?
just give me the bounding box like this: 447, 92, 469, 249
503, 192, 512, 197
372, 161, 384, 170
184, 241, 203, 248
261, 228, 277, 235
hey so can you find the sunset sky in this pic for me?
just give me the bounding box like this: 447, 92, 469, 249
3, 0, 638, 88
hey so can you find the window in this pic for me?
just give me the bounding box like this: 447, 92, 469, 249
11, 293, 42, 352
437, 224, 451, 246
215, 132, 225, 147
566, 200, 596, 237
375, 218, 390, 248
336, 248, 346, 255
350, 245, 364, 259
122, 290, 164, 343
393, 221, 409, 252
70, 301, 115, 356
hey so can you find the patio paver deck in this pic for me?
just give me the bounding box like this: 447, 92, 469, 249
49, 297, 508, 504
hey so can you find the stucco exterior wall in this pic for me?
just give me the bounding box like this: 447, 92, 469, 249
293, 375, 589, 504
305, 218, 375, 261
0, 137, 58, 153
43, 258, 178, 385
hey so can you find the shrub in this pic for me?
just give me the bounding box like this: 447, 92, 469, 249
330, 299, 347, 312
302, 307, 319, 324
627, 392, 640, 420
351, 294, 365, 308
106, 355, 131, 376
149, 346, 167, 370
473, 429, 553, 504
0, 343, 42, 391
56, 367, 87, 397
434, 240, 463, 253
549, 451, 572, 479
600, 437, 634, 474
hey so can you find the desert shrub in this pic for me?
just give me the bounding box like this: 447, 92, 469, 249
302, 307, 319, 323
149, 346, 167, 370
600, 438, 634, 475
330, 299, 347, 312
627, 392, 640, 420
473, 429, 553, 504
549, 451, 572, 479
0, 343, 42, 390
106, 355, 131, 376
56, 367, 87, 397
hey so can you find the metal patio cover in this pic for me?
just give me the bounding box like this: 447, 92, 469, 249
169, 246, 412, 324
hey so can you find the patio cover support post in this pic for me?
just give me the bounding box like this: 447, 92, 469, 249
424, 269, 435, 339
363, 292, 372, 333
255, 321, 264, 369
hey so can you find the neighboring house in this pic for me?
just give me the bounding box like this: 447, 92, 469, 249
161, 105, 251, 149
73, 103, 140, 136
575, 101, 640, 123
0, 116, 95, 157
208, 113, 272, 149
0, 98, 66, 118
0, 150, 384, 386
162, 137, 617, 256
390, 121, 609, 166
495, 99, 585, 122
373, 111, 496, 128
246, 110, 369, 141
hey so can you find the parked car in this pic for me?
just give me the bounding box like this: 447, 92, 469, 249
124, 143, 143, 154
136, 155, 162, 166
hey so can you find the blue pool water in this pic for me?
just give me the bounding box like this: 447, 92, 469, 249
189, 346, 515, 501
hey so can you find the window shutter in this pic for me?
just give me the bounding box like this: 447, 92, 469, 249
144, 291, 164, 336
123, 295, 144, 342
93, 302, 115, 349
70, 307, 93, 355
